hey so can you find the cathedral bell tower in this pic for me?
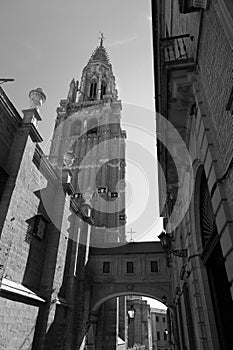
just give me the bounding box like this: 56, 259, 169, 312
78, 34, 118, 103
50, 34, 126, 247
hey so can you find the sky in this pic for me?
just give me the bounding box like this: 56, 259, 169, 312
142, 297, 167, 310
1, 0, 163, 240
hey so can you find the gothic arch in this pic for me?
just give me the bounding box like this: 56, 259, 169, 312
100, 80, 106, 99
89, 80, 97, 99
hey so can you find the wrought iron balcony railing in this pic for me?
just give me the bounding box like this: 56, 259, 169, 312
160, 34, 195, 66
178, 0, 207, 13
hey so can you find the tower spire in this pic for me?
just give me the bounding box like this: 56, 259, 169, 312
78, 35, 118, 103
99, 32, 105, 47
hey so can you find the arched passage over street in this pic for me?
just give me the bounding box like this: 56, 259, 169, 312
87, 242, 172, 314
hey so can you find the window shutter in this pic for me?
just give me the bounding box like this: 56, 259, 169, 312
33, 214, 47, 239
200, 175, 217, 247
178, 0, 207, 13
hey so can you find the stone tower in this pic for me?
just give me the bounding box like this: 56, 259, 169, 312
50, 35, 127, 248
45, 37, 127, 349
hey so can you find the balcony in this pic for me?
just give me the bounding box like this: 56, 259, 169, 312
178, 0, 207, 13
160, 34, 195, 67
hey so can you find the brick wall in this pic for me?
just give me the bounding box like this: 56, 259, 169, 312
198, 6, 233, 175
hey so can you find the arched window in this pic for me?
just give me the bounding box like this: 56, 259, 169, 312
101, 81, 106, 99
89, 81, 97, 99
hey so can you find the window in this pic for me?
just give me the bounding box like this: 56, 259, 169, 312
0, 167, 8, 202
157, 331, 160, 341
33, 214, 48, 239
163, 317, 166, 323
110, 192, 118, 198
89, 81, 97, 99
103, 261, 110, 273
150, 260, 158, 272
101, 81, 106, 99
26, 214, 48, 242
126, 261, 134, 273
98, 187, 107, 194
156, 316, 159, 322
164, 332, 167, 341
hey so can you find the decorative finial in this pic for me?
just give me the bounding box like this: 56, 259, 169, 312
29, 88, 46, 110
67, 79, 79, 102
99, 32, 105, 47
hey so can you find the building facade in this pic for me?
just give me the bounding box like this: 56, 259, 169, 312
151, 308, 171, 350
152, 0, 233, 349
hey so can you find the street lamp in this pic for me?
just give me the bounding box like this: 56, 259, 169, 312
127, 304, 136, 320
158, 230, 187, 258
158, 229, 169, 249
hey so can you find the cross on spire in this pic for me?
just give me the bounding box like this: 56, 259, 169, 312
99, 32, 105, 47
127, 228, 136, 242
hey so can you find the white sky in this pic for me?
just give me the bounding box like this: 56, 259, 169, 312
142, 297, 167, 310
1, 0, 163, 240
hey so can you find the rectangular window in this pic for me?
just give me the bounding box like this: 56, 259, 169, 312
151, 260, 158, 273
164, 332, 167, 341
157, 331, 160, 341
163, 317, 166, 322
156, 316, 159, 322
126, 261, 134, 273
103, 261, 110, 273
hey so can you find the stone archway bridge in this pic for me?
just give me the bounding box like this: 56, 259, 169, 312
87, 241, 172, 313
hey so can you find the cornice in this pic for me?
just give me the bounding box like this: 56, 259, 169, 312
0, 87, 22, 127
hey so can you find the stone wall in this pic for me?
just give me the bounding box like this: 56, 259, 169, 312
0, 95, 73, 350
0, 299, 38, 350
1, 138, 47, 287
